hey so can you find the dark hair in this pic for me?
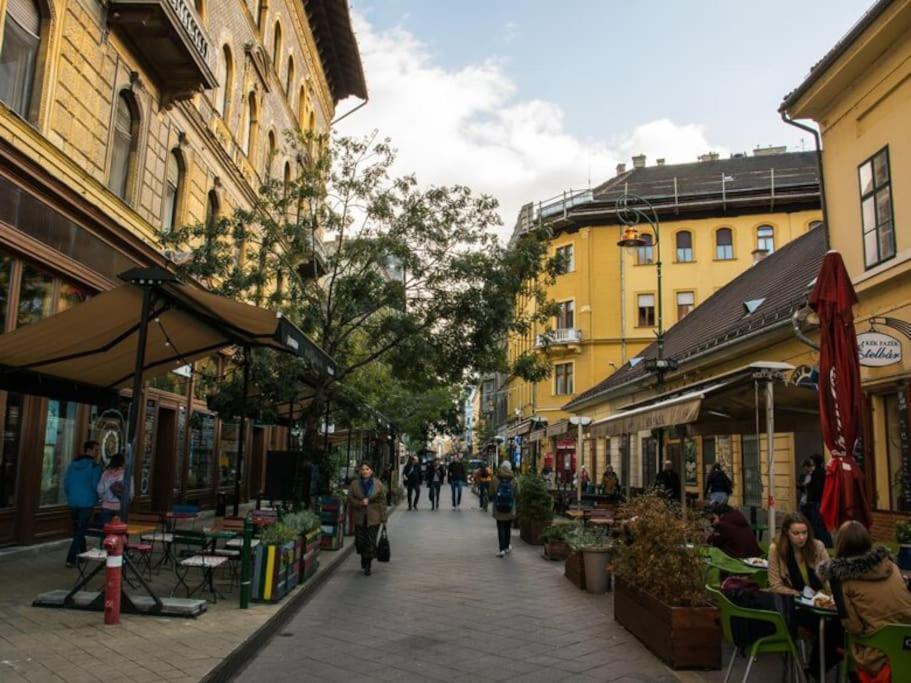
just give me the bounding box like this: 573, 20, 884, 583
711, 462, 722, 472
811, 453, 824, 467
107, 453, 125, 469
801, 459, 812, 468
84, 440, 100, 453
835, 520, 872, 558
707, 503, 732, 516
777, 511, 817, 568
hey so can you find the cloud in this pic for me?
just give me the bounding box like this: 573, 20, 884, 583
336, 15, 725, 239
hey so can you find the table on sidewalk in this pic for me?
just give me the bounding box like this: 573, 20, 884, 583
794, 597, 839, 683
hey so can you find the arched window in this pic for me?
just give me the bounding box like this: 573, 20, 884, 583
715, 228, 733, 260
272, 22, 282, 71
204, 189, 219, 260
283, 161, 291, 196
242, 91, 257, 156
194, 0, 204, 19
265, 129, 276, 178
216, 45, 233, 117
255, 0, 264, 28
298, 85, 306, 127
285, 56, 294, 95
636, 233, 653, 265
162, 149, 184, 233
675, 230, 693, 262
108, 91, 139, 200
757, 225, 774, 254
0, 0, 41, 120
308, 110, 315, 132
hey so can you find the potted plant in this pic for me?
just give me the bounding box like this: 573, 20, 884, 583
564, 525, 587, 590
282, 511, 322, 581
252, 522, 299, 602
896, 521, 911, 570
516, 474, 554, 545
577, 526, 613, 595
539, 521, 576, 561
610, 493, 720, 670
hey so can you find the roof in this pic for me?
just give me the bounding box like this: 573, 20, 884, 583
303, 0, 368, 102
780, 0, 893, 112
563, 225, 827, 411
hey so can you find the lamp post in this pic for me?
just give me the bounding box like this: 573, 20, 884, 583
569, 415, 592, 509
615, 194, 682, 512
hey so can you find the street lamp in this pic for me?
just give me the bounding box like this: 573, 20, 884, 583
616, 193, 684, 514
569, 415, 592, 509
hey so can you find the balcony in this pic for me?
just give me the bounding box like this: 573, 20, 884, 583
296, 235, 329, 279
535, 328, 583, 351
107, 0, 217, 103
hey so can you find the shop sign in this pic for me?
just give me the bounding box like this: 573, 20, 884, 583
556, 438, 576, 450
857, 331, 902, 367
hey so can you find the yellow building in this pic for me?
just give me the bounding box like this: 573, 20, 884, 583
782, 0, 911, 538
505, 152, 821, 477
0, 0, 365, 544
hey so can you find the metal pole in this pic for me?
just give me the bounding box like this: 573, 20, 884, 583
286, 396, 294, 450
239, 517, 253, 608
766, 379, 776, 536
121, 285, 154, 522
576, 421, 583, 510
232, 345, 251, 518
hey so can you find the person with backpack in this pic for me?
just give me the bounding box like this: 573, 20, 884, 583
448, 453, 467, 509
402, 455, 422, 510
704, 463, 733, 505
96, 452, 129, 526
492, 461, 518, 557
63, 440, 102, 568
474, 463, 493, 511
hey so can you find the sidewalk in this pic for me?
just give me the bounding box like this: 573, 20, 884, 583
0, 520, 354, 683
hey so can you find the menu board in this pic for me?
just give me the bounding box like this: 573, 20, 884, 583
898, 390, 911, 512
139, 399, 156, 496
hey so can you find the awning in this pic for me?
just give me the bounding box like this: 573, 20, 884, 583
506, 421, 532, 437
546, 419, 569, 438
528, 428, 546, 443
0, 272, 334, 403
590, 384, 727, 437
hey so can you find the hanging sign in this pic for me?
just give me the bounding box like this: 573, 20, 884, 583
857, 331, 902, 367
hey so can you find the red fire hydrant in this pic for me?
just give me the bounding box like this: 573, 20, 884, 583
102, 516, 127, 625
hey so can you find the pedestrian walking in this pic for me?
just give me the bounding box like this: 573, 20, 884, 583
64, 440, 102, 568
492, 461, 518, 557
96, 453, 128, 526
426, 458, 446, 510
601, 465, 620, 500
448, 453, 466, 509
474, 462, 492, 511
347, 462, 387, 576
654, 459, 681, 502
704, 462, 733, 505
403, 455, 422, 510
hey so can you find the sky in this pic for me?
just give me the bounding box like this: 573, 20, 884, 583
335, 1, 871, 238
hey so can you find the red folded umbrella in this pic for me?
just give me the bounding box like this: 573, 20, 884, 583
808, 251, 872, 531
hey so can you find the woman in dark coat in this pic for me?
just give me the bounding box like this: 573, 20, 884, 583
347, 462, 387, 576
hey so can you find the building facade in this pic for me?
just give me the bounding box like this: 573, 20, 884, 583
504, 152, 821, 476
0, 0, 365, 545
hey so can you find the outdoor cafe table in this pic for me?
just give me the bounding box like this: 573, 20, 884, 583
794, 596, 839, 683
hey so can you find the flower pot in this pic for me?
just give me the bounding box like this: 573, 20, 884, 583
519, 519, 549, 545
613, 577, 720, 670
564, 549, 586, 590
582, 547, 611, 594
898, 544, 911, 571
545, 539, 570, 561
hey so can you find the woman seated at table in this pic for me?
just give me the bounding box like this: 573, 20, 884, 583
768, 511, 829, 595
820, 521, 911, 681
707, 504, 761, 559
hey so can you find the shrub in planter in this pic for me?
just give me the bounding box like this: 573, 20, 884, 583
539, 521, 577, 561
610, 493, 719, 669
253, 523, 300, 602
516, 474, 553, 545
574, 526, 613, 595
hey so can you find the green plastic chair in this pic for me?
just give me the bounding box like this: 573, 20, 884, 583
705, 547, 768, 587
706, 585, 805, 683
841, 623, 911, 680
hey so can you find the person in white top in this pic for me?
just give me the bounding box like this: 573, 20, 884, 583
96, 453, 127, 526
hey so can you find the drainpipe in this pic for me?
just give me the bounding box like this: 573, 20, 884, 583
779, 111, 829, 248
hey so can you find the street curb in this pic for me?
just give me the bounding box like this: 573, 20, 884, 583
202, 504, 399, 683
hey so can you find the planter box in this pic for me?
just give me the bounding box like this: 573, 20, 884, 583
564, 549, 586, 590
320, 524, 344, 550
252, 540, 299, 603
299, 530, 321, 578
613, 577, 721, 670
519, 519, 550, 545
544, 539, 570, 561
319, 497, 346, 550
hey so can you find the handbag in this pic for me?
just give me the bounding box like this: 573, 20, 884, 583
376, 525, 390, 563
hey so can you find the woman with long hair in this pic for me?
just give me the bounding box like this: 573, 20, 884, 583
347, 461, 386, 576
768, 511, 828, 595
96, 452, 127, 526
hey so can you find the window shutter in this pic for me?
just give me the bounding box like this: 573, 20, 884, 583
6, 0, 40, 35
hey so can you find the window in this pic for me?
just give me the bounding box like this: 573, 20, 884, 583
187, 411, 215, 489
57, 281, 89, 313
216, 45, 232, 117
39, 400, 80, 506
884, 391, 910, 511
162, 150, 184, 234
283, 161, 291, 196
108, 92, 138, 200
265, 130, 276, 178
676, 291, 695, 320
555, 244, 574, 274
555, 300, 574, 330
255, 0, 264, 28
859, 147, 895, 268
298, 85, 306, 128
637, 233, 653, 265
219, 421, 240, 487
715, 228, 733, 260
0, 0, 40, 120
272, 22, 282, 71
242, 92, 257, 156
285, 56, 294, 95
554, 362, 574, 395
204, 190, 219, 262
0, 392, 23, 508
757, 225, 775, 254
675, 231, 693, 262
0, 251, 12, 332
637, 293, 655, 327
17, 261, 53, 327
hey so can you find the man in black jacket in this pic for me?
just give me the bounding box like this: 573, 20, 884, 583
448, 454, 467, 509
806, 453, 833, 546
654, 460, 681, 502
403, 456, 422, 510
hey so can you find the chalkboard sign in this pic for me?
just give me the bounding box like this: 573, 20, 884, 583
898, 390, 911, 512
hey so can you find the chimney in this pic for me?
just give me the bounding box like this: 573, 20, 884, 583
751, 248, 769, 264
632, 154, 646, 169
656, 158, 666, 167
616, 162, 626, 176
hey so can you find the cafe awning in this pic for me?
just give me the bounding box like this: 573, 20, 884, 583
528, 428, 546, 443
546, 419, 569, 438
0, 270, 334, 403
590, 383, 729, 437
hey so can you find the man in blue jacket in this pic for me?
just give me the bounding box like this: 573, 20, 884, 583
64, 440, 101, 567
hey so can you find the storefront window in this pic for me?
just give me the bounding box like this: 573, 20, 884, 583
187, 411, 215, 489
57, 280, 90, 312
17, 262, 53, 327
219, 421, 239, 487
0, 393, 23, 508
40, 400, 79, 506
0, 251, 12, 332
884, 393, 911, 512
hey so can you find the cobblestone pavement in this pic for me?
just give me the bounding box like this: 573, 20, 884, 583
238, 495, 684, 683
